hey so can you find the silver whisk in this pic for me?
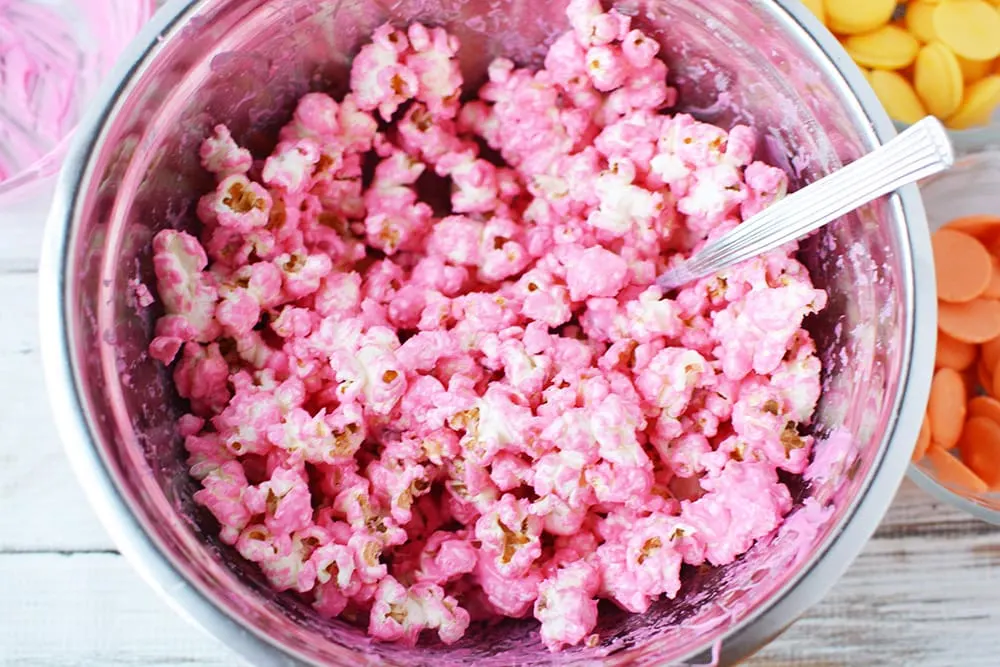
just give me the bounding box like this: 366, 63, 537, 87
656, 116, 954, 291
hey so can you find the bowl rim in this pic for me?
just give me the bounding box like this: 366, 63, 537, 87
908, 466, 1000, 526
38, 0, 936, 665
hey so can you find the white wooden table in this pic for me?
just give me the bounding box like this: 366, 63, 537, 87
2, 190, 999, 666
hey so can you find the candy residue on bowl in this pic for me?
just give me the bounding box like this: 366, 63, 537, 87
0, 0, 152, 195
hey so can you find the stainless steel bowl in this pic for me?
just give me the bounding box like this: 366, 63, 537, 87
39, 0, 936, 664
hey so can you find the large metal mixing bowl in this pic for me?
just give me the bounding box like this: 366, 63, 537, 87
39, 0, 936, 664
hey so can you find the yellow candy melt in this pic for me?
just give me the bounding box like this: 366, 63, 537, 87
946, 75, 1000, 128
819, 0, 998, 128
957, 54, 996, 83
870, 69, 929, 124
826, 0, 896, 34
905, 1, 939, 43
844, 25, 921, 69
914, 42, 965, 118
933, 0, 1000, 61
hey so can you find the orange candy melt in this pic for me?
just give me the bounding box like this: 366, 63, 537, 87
943, 214, 1000, 241
968, 395, 1000, 423
932, 229, 992, 303
935, 331, 978, 370
926, 444, 989, 494
957, 417, 1000, 489
938, 299, 1000, 343
917, 212, 1000, 496
928, 367, 967, 448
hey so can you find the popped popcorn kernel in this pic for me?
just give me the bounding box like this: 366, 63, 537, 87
200, 174, 272, 232
150, 1, 827, 651
200, 124, 252, 178
534, 561, 600, 652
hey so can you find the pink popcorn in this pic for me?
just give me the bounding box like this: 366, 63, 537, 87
677, 164, 747, 232
271, 306, 315, 339
151, 230, 221, 343
243, 465, 314, 536
532, 494, 589, 536
172, 342, 231, 416
396, 104, 468, 165
475, 494, 543, 577
200, 124, 252, 178
625, 513, 685, 595
369, 577, 471, 645
587, 159, 665, 236
256, 528, 328, 593
532, 452, 596, 508
590, 393, 648, 466
454, 383, 537, 465
409, 255, 468, 296
367, 456, 431, 524
653, 432, 713, 479
350, 24, 418, 121
276, 251, 333, 299
404, 23, 463, 119
681, 460, 793, 566
415, 531, 478, 584
335, 343, 408, 416
742, 160, 789, 218
266, 404, 365, 464
567, 0, 629, 46
488, 452, 534, 492
150, 4, 830, 651
183, 430, 236, 481
365, 208, 433, 256
585, 45, 628, 92
622, 29, 659, 69
280, 92, 341, 143
543, 32, 589, 91
348, 531, 390, 583
564, 245, 629, 301
193, 460, 252, 544
213, 371, 305, 451
396, 330, 456, 372
199, 174, 272, 232
438, 151, 501, 214
594, 111, 661, 174
585, 461, 653, 506
474, 554, 542, 617
713, 281, 826, 379
770, 334, 822, 424
534, 560, 601, 652
602, 57, 676, 120
635, 347, 714, 418
215, 287, 260, 337
477, 217, 530, 282
262, 139, 321, 194
427, 215, 483, 266
314, 272, 362, 319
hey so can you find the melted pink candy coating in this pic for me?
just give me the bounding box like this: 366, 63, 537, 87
149, 0, 829, 652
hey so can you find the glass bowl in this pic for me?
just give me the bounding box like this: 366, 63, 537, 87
0, 0, 154, 205
910, 143, 1000, 525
